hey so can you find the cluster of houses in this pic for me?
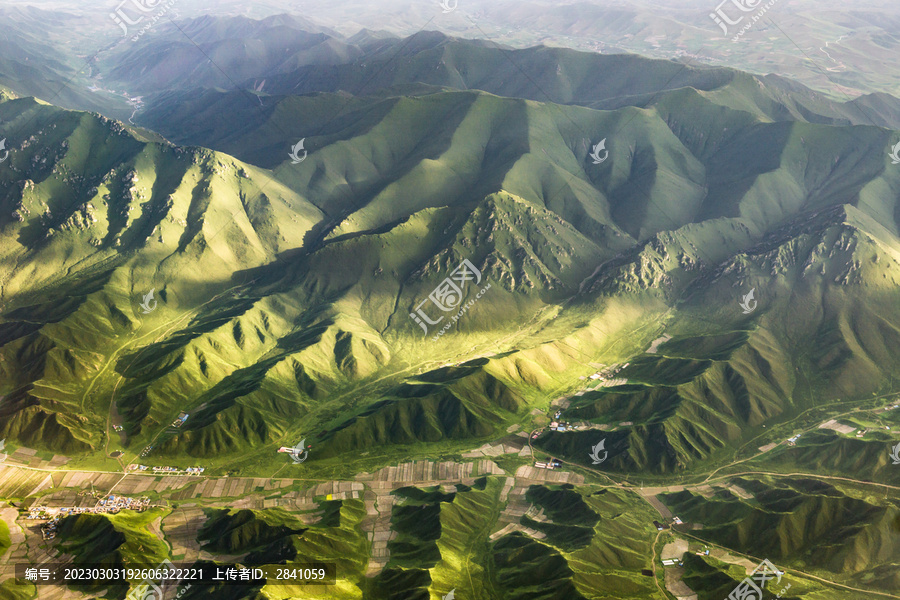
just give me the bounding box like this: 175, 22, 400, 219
545, 411, 579, 434
661, 543, 708, 567
26, 496, 151, 521
548, 410, 572, 432
126, 464, 204, 475
172, 412, 189, 428
125, 464, 205, 474
547, 420, 600, 433
25, 506, 51, 520
40, 518, 59, 540
530, 410, 608, 441
152, 465, 187, 473
661, 558, 682, 567
98, 495, 151, 511
30, 495, 151, 540
534, 458, 563, 470
855, 424, 893, 438
588, 363, 630, 381
653, 516, 684, 531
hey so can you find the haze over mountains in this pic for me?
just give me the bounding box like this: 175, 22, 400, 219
0, 5, 899, 600
5, 0, 900, 101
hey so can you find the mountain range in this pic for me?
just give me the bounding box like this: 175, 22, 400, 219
0, 12, 898, 600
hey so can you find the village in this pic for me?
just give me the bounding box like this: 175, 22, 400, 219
127, 464, 206, 475
24, 494, 152, 540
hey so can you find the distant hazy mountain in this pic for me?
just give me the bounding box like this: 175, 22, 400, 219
0, 6, 130, 115
261, 0, 900, 98
99, 14, 357, 92
115, 24, 900, 131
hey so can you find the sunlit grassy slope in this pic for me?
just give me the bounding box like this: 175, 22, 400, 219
2, 71, 900, 474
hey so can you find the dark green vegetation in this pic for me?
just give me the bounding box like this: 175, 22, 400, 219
522, 485, 599, 551
0, 12, 898, 600
55, 510, 169, 567
663, 476, 900, 592
194, 501, 369, 598
492, 533, 586, 600
0, 519, 9, 558
47, 510, 169, 596
0, 579, 35, 600
198, 507, 306, 556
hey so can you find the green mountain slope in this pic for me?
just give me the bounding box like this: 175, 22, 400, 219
662, 476, 900, 590
1, 25, 900, 598
3, 66, 900, 474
